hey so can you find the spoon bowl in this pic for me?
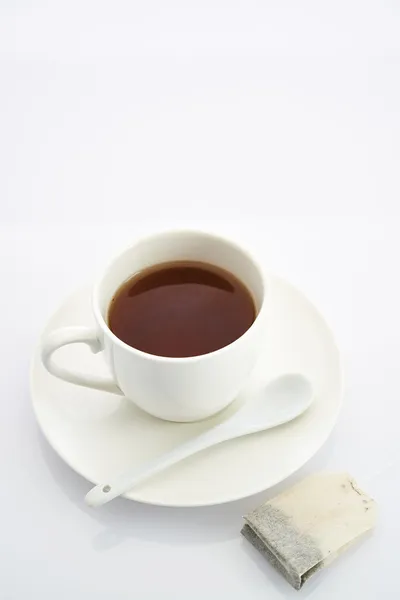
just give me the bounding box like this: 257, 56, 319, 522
227, 373, 313, 432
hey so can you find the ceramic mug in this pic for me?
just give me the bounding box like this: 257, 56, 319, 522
41, 230, 268, 422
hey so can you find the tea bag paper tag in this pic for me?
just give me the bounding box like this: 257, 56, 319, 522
241, 473, 377, 590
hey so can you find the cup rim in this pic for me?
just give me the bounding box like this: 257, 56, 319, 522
93, 229, 267, 363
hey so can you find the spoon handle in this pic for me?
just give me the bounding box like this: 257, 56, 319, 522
85, 423, 236, 507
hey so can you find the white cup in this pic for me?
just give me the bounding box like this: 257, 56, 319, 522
41, 230, 268, 422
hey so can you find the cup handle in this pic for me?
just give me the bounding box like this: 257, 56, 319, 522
41, 326, 123, 395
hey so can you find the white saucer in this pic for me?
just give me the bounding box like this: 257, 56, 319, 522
31, 277, 342, 507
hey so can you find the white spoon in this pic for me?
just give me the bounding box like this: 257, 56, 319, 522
85, 374, 312, 508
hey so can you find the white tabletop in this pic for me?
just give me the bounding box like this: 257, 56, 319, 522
1, 2, 400, 598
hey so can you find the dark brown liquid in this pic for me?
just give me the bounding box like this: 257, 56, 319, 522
108, 261, 256, 358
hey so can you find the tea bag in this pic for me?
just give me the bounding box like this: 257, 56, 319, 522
241, 473, 377, 590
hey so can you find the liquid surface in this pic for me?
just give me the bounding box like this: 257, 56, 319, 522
108, 261, 256, 358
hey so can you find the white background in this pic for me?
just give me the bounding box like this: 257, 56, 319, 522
1, 1, 399, 598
